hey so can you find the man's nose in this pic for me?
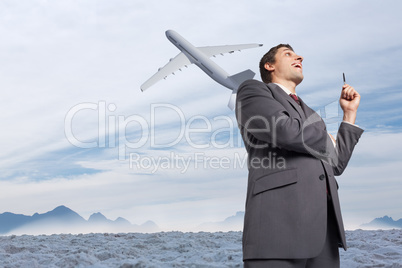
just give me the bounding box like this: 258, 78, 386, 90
296, 55, 303, 62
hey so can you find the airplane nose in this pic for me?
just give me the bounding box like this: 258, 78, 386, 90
165, 30, 180, 44
165, 29, 178, 38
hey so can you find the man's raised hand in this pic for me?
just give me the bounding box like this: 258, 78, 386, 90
340, 84, 360, 124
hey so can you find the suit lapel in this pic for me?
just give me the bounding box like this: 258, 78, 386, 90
267, 84, 307, 121
300, 98, 327, 131
265, 84, 326, 128
287, 97, 307, 121
299, 98, 312, 119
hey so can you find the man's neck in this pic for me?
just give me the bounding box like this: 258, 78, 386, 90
271, 79, 297, 94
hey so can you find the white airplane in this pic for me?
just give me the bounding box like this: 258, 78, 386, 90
141, 30, 263, 109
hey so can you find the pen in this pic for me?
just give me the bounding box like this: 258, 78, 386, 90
343, 73, 346, 85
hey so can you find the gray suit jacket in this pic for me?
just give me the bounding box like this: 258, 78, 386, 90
235, 80, 364, 260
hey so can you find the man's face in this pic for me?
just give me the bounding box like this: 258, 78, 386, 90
266, 47, 304, 85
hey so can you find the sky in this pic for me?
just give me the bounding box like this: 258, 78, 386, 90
1, 0, 402, 231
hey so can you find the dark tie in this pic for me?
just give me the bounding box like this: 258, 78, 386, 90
290, 94, 301, 106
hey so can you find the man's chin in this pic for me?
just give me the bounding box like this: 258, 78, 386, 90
295, 76, 304, 85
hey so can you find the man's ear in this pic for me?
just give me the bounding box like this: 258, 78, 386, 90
264, 63, 274, 71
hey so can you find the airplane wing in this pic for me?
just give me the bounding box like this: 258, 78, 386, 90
141, 43, 263, 91
141, 52, 191, 91
198, 44, 263, 58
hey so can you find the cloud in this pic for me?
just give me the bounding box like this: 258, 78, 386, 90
0, 145, 249, 229
338, 131, 402, 229
1, 0, 402, 230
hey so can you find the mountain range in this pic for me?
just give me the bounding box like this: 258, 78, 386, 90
360, 216, 402, 230
0, 205, 159, 235
195, 212, 402, 231
1, 206, 400, 235
195, 211, 244, 232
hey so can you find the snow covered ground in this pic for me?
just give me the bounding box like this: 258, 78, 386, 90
0, 230, 401, 267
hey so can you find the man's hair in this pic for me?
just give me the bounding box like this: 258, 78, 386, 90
259, 44, 293, 84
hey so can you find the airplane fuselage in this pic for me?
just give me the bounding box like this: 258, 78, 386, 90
165, 30, 237, 90
141, 29, 261, 109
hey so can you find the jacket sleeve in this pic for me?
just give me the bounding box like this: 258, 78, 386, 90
331, 122, 364, 175
235, 80, 364, 171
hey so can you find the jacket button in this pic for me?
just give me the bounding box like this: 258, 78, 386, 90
319, 174, 325, 181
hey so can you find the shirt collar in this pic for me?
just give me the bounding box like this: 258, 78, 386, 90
273, 83, 297, 96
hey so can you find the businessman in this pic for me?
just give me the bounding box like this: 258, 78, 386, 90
235, 44, 363, 267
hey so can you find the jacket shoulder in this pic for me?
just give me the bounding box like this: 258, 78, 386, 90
237, 79, 275, 99
238, 79, 266, 92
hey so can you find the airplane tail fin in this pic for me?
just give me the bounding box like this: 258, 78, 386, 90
229, 69, 255, 87
227, 69, 255, 110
